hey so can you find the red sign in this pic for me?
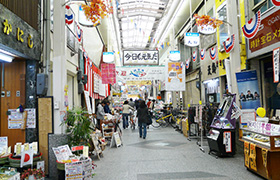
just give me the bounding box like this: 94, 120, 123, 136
71, 146, 83, 151
249, 9, 280, 52
101, 63, 116, 84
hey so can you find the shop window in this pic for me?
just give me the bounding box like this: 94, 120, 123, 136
217, 3, 229, 52
253, 0, 273, 13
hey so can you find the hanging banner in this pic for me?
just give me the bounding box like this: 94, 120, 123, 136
65, 5, 74, 25
244, 141, 250, 168
165, 62, 185, 91
223, 34, 235, 53
242, 10, 261, 39
271, 0, 280, 6
186, 58, 190, 69
123, 50, 159, 65
209, 46, 217, 60
126, 80, 151, 85
192, 50, 197, 62
273, 47, 280, 83
200, 49, 205, 61
116, 66, 165, 81
101, 63, 116, 84
249, 143, 257, 171
236, 70, 261, 109
169, 51, 180, 61
184, 32, 200, 47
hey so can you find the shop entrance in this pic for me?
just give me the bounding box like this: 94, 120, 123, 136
0, 60, 26, 148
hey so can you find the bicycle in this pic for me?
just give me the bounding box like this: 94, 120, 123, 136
151, 111, 181, 128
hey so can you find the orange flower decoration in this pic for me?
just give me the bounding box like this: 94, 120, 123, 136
194, 14, 223, 29
82, 0, 113, 26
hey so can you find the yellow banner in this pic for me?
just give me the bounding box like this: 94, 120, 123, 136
244, 141, 250, 168
250, 143, 257, 171
262, 148, 268, 176
126, 80, 151, 85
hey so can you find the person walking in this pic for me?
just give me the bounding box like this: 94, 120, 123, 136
96, 100, 106, 130
122, 100, 134, 129
137, 100, 149, 139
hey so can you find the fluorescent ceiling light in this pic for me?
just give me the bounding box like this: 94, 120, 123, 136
0, 52, 13, 62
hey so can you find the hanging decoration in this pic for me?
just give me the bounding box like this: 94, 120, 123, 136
194, 14, 223, 29
75, 22, 83, 42
271, 0, 280, 6
223, 34, 235, 53
82, 0, 113, 27
192, 50, 197, 62
200, 49, 205, 60
209, 46, 217, 60
242, 10, 261, 39
186, 59, 190, 69
65, 5, 74, 25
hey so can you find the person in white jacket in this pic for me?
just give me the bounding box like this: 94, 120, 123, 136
122, 100, 135, 129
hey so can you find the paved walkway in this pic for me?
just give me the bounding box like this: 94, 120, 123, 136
92, 126, 263, 180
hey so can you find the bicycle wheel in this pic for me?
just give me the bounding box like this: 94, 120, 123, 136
151, 117, 160, 128
160, 118, 169, 128
169, 117, 177, 128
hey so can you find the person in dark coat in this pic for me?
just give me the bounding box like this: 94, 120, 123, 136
137, 100, 149, 139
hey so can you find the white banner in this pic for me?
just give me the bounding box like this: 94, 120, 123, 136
165, 62, 185, 91
116, 66, 165, 81
273, 47, 280, 83
123, 50, 159, 65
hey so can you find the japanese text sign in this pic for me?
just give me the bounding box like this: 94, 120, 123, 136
123, 50, 159, 65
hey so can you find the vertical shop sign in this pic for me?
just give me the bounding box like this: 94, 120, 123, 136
273, 47, 280, 83
165, 62, 185, 91
249, 143, 257, 171
236, 70, 261, 109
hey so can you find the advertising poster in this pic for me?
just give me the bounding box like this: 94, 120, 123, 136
25, 108, 36, 128
165, 62, 185, 91
65, 161, 83, 180
8, 109, 23, 129
0, 137, 8, 154
236, 70, 261, 109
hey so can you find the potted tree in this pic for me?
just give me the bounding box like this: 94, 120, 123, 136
62, 106, 94, 149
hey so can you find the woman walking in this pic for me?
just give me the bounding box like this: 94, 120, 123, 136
122, 100, 134, 129
137, 100, 149, 139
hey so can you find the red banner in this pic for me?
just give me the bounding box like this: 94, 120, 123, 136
101, 63, 116, 85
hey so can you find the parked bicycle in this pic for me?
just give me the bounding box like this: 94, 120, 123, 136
151, 110, 181, 128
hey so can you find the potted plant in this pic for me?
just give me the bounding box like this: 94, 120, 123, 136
20, 168, 45, 180
62, 106, 94, 150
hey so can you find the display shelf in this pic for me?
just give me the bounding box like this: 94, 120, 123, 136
240, 128, 280, 151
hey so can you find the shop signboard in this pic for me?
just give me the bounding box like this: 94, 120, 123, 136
247, 8, 280, 59
184, 32, 200, 47
123, 50, 159, 65
165, 62, 185, 91
169, 51, 180, 61
116, 66, 165, 81
103, 52, 114, 63
236, 70, 261, 109
0, 3, 40, 60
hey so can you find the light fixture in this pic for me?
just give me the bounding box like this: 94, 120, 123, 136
0, 52, 13, 62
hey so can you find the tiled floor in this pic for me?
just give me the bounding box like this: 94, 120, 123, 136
92, 126, 264, 180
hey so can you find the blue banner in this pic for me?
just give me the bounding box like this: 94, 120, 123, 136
236, 70, 261, 109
